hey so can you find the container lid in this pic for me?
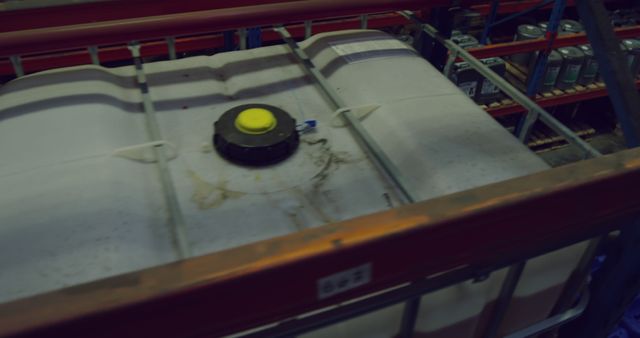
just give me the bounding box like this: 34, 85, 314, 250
560, 19, 584, 33
578, 44, 594, 56
214, 104, 299, 166
548, 50, 563, 63
454, 61, 473, 71
451, 34, 480, 48
518, 24, 543, 38
623, 39, 640, 51
538, 22, 548, 31
557, 46, 584, 59
481, 57, 505, 65
235, 108, 277, 135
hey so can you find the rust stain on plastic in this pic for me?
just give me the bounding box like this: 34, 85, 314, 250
188, 170, 245, 209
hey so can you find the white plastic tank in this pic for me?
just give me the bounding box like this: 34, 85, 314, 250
0, 30, 586, 337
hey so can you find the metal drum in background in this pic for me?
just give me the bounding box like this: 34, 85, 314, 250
538, 21, 549, 32
559, 19, 584, 34
622, 39, 640, 78
538, 21, 549, 34
533, 50, 562, 93
556, 46, 584, 90
451, 34, 480, 49
511, 24, 543, 67
577, 44, 599, 85
450, 61, 481, 99
476, 57, 506, 104
542, 20, 584, 33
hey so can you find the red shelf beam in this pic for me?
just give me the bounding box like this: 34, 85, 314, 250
0, 13, 408, 76
471, 0, 576, 15
468, 26, 640, 59
0, 0, 437, 58
486, 80, 640, 117
0, 0, 309, 32
0, 0, 569, 33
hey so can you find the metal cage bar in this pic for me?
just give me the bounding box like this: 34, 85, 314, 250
2, 144, 640, 337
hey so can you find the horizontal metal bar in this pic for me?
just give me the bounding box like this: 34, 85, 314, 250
241, 265, 480, 338
243, 267, 589, 338
0, 13, 408, 76
505, 290, 589, 338
401, 11, 601, 158
3, 143, 640, 338
0, 0, 320, 31
0, 0, 434, 57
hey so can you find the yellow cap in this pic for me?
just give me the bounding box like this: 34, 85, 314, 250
234, 108, 277, 135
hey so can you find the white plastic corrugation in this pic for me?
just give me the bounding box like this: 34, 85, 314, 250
0, 29, 585, 337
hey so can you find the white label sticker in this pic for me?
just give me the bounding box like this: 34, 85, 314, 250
481, 80, 500, 95
317, 263, 372, 300
458, 81, 477, 97
330, 38, 413, 63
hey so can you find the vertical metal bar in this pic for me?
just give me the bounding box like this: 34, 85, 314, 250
562, 219, 640, 338
166, 37, 177, 60
544, 237, 602, 331
9, 55, 24, 77
360, 14, 368, 29
398, 297, 421, 338
516, 109, 539, 142
127, 42, 191, 260
429, 8, 455, 71
87, 45, 100, 65
248, 27, 262, 49
482, 262, 526, 338
516, 0, 566, 141
576, 0, 640, 147
304, 20, 312, 39
480, 0, 500, 44
239, 28, 248, 50
443, 50, 459, 78
224, 31, 236, 51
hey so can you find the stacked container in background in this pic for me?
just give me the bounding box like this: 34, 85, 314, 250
622, 39, 640, 77
556, 47, 585, 90
449, 34, 507, 104
512, 24, 544, 67
536, 50, 563, 92
577, 44, 599, 85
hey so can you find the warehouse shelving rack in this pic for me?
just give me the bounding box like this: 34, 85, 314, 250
0, 1, 640, 338
1, 1, 637, 120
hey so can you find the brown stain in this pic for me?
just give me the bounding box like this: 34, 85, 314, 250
304, 138, 358, 193
188, 170, 245, 210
